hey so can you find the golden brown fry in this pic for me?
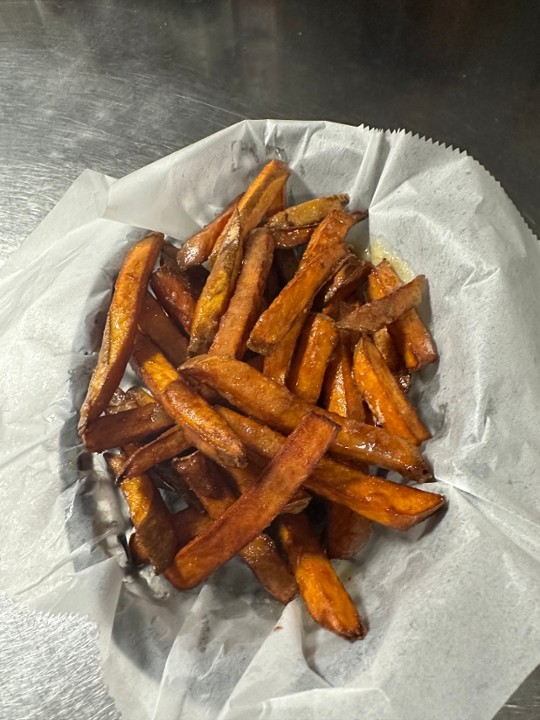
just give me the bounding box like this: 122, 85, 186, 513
272, 226, 315, 249
288, 313, 339, 404
173, 452, 297, 603
107, 453, 177, 574
325, 502, 372, 560
119, 426, 191, 479
323, 335, 365, 422
277, 512, 366, 640
138, 292, 188, 368
210, 228, 275, 359
338, 275, 426, 333
131, 333, 247, 469
248, 211, 353, 355
78, 232, 163, 431
181, 355, 432, 481
216, 406, 445, 529
368, 260, 438, 371
266, 194, 350, 229
353, 336, 430, 444
168, 412, 339, 589
176, 195, 241, 269
189, 161, 290, 355
150, 265, 197, 336
82, 403, 174, 453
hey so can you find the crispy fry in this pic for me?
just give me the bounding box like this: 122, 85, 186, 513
210, 228, 275, 359
288, 313, 339, 403
353, 336, 430, 444
107, 453, 177, 574
266, 194, 350, 229
150, 265, 197, 336
168, 412, 339, 589
176, 195, 241, 269
368, 260, 438, 371
277, 512, 366, 640
118, 426, 191, 479
131, 333, 247, 469
325, 502, 372, 559
78, 232, 163, 431
189, 161, 290, 355
82, 402, 173, 453
272, 226, 315, 249
173, 452, 297, 603
248, 211, 354, 355
323, 335, 365, 422
216, 406, 445, 529
338, 275, 426, 333
322, 253, 372, 305
138, 292, 188, 368
181, 355, 432, 481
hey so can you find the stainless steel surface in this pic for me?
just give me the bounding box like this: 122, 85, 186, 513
0, 1, 538, 717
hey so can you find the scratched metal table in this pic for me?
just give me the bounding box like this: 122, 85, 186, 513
0, 1, 538, 717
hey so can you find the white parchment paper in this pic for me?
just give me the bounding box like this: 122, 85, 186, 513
0, 120, 539, 720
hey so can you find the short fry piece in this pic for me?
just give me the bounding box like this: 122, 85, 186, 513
168, 412, 339, 589
210, 228, 275, 358
325, 502, 372, 560
78, 232, 163, 431
138, 292, 188, 368
353, 336, 431, 444
82, 402, 173, 453
150, 265, 197, 335
288, 313, 339, 404
266, 194, 349, 229
278, 512, 366, 640
226, 460, 312, 515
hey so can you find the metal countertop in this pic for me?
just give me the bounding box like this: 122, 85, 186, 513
0, 1, 538, 717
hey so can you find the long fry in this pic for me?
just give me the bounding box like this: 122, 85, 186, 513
82, 402, 173, 453
138, 292, 188, 368
78, 232, 163, 431
150, 265, 197, 335
287, 313, 338, 403
118, 426, 191, 480
266, 194, 349, 229
323, 335, 365, 422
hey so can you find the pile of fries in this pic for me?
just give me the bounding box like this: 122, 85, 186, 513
78, 160, 444, 640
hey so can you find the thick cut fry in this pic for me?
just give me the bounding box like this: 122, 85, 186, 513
107, 453, 177, 574
322, 254, 372, 305
266, 194, 350, 229
181, 355, 432, 481
288, 313, 339, 404
189, 161, 290, 355
353, 336, 430, 444
150, 265, 196, 335
78, 232, 163, 431
323, 336, 365, 422
210, 228, 275, 358
82, 403, 173, 453
338, 275, 426, 334
131, 334, 247, 468
272, 226, 315, 249
368, 260, 438, 371
168, 412, 339, 589
248, 211, 354, 355
263, 308, 308, 385
118, 426, 192, 480
138, 292, 188, 368
173, 452, 297, 603
372, 327, 401, 373
325, 502, 372, 559
277, 513, 365, 640
216, 406, 445, 529
176, 195, 241, 269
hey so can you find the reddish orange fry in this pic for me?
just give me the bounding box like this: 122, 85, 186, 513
131, 334, 247, 469
277, 512, 365, 640
118, 426, 192, 479
216, 406, 445, 529
372, 327, 401, 374
138, 292, 188, 368
325, 502, 372, 560
181, 355, 432, 481
266, 194, 350, 229
82, 402, 174, 453
78, 232, 163, 432
107, 453, 177, 574
176, 195, 241, 269
150, 265, 197, 336
338, 275, 426, 334
368, 260, 438, 371
263, 309, 308, 385
173, 452, 297, 603
288, 313, 339, 404
248, 211, 354, 355
272, 226, 315, 249
210, 228, 275, 359
321, 253, 372, 305
323, 336, 365, 422
353, 336, 431, 444
168, 412, 339, 590
189, 161, 290, 355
